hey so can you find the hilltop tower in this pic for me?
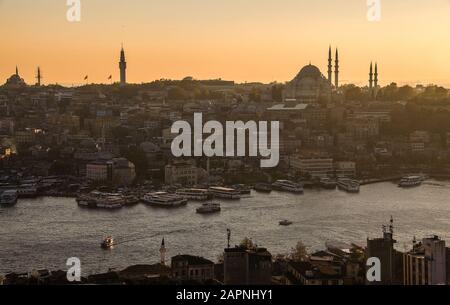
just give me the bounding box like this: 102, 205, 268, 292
119, 45, 127, 86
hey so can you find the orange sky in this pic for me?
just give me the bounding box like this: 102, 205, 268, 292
1, 0, 450, 86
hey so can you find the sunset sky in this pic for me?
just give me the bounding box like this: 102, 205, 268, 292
1, 0, 450, 86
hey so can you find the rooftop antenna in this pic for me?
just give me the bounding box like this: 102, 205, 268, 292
389, 216, 394, 234
227, 228, 231, 248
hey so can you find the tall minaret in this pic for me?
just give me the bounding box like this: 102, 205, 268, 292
369, 62, 373, 90
119, 45, 127, 86
36, 67, 42, 86
334, 48, 339, 88
374, 63, 379, 99
15, 66, 19, 76
159, 238, 166, 265
327, 46, 333, 86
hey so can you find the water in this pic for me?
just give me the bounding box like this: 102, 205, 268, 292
1, 180, 450, 275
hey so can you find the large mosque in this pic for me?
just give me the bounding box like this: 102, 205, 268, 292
283, 46, 339, 104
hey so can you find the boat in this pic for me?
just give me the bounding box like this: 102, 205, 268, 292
209, 187, 241, 200
123, 195, 140, 206
196, 202, 221, 214
16, 185, 38, 198
76, 192, 124, 209
0, 190, 18, 206
320, 178, 337, 190
337, 178, 360, 193
399, 175, 424, 188
279, 220, 293, 226
101, 236, 115, 249
176, 188, 210, 201
232, 184, 252, 197
141, 192, 188, 208
272, 180, 304, 194
254, 183, 272, 193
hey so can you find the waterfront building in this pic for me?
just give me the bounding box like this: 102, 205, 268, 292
334, 161, 356, 178
286, 261, 344, 285
86, 161, 113, 182
111, 158, 136, 186
223, 246, 272, 285
171, 255, 215, 283
165, 162, 205, 186
289, 155, 334, 179
403, 236, 447, 285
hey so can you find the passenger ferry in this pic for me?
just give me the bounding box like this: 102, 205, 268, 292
272, 180, 304, 194
0, 190, 18, 206
320, 178, 337, 190
337, 178, 360, 193
232, 184, 252, 197
254, 183, 272, 193
176, 188, 210, 201
76, 192, 124, 209
196, 202, 221, 214
17, 185, 38, 198
141, 192, 188, 208
399, 175, 424, 188
209, 187, 241, 200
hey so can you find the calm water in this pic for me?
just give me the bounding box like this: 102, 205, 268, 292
1, 180, 450, 275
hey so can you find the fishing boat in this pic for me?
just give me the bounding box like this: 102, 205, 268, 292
196, 202, 221, 214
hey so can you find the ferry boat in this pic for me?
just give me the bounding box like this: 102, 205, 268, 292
254, 183, 272, 193
398, 175, 424, 188
176, 188, 210, 201
101, 236, 115, 249
279, 220, 293, 226
17, 185, 38, 198
76, 192, 124, 209
141, 192, 188, 208
0, 190, 18, 206
123, 195, 140, 206
272, 180, 304, 194
320, 178, 337, 190
209, 187, 241, 200
196, 202, 221, 214
337, 178, 360, 193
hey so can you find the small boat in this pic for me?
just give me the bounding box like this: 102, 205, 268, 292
196, 202, 221, 214
337, 179, 360, 193
272, 180, 304, 194
254, 183, 273, 193
101, 236, 115, 249
399, 176, 424, 188
279, 220, 293, 226
319, 178, 337, 190
0, 190, 18, 206
141, 192, 188, 208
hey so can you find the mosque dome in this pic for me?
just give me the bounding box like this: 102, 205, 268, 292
4, 67, 26, 87
295, 64, 322, 80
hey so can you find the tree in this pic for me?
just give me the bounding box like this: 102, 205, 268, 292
289, 241, 308, 262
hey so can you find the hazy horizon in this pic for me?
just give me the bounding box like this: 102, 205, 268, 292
2, 0, 450, 87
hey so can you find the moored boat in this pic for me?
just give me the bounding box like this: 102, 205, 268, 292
176, 188, 210, 201
337, 178, 360, 193
320, 178, 337, 190
0, 190, 18, 206
398, 175, 424, 188
254, 183, 272, 193
141, 192, 188, 208
272, 180, 304, 194
209, 187, 241, 200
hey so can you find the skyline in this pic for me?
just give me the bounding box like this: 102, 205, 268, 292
2, 0, 450, 86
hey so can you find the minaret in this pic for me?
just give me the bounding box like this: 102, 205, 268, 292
369, 62, 373, 90
327, 46, 333, 86
36, 67, 42, 86
374, 63, 379, 99
159, 238, 166, 265
119, 45, 127, 86
15, 66, 19, 76
334, 48, 339, 88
